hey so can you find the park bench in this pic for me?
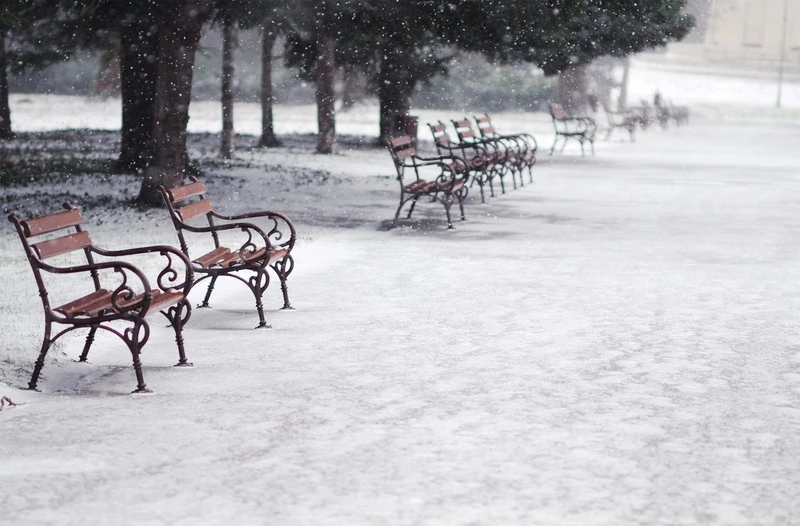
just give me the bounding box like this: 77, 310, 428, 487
428, 121, 495, 202
548, 103, 597, 156
451, 118, 515, 195
9, 204, 194, 394
601, 102, 638, 142
158, 177, 296, 329
669, 101, 690, 126
474, 113, 537, 186
386, 134, 469, 229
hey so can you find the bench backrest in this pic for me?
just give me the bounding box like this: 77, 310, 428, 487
8, 204, 100, 309
475, 114, 497, 138
549, 103, 569, 120
386, 135, 417, 181
451, 118, 478, 143
428, 121, 453, 149
158, 178, 218, 254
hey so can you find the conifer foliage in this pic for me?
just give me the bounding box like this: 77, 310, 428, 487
1, 0, 693, 198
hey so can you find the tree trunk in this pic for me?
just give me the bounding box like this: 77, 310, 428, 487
315, 26, 336, 154
340, 64, 363, 112
259, 24, 280, 147
556, 64, 589, 115
220, 17, 237, 159
618, 57, 631, 110
137, 0, 208, 206
95, 39, 121, 98
378, 46, 412, 144
0, 31, 13, 140
119, 19, 157, 171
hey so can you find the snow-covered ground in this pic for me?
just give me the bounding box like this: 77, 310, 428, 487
2, 64, 800, 525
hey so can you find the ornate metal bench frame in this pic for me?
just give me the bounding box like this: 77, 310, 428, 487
474, 113, 537, 188
9, 203, 194, 393
428, 121, 497, 203
549, 103, 597, 156
159, 177, 296, 329
386, 135, 469, 229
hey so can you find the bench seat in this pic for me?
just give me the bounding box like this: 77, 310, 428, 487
193, 246, 290, 269
55, 288, 185, 319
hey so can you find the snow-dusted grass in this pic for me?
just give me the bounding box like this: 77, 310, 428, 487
3, 68, 800, 523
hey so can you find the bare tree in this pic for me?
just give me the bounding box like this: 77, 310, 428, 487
220, 16, 237, 159
315, 6, 335, 154
137, 0, 210, 205
259, 22, 281, 147
0, 31, 12, 140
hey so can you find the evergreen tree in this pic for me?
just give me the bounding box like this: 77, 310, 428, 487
450, 0, 695, 111
0, 0, 82, 140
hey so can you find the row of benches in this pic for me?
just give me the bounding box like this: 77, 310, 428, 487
386, 114, 538, 229
9, 180, 296, 393
600, 98, 691, 142
386, 100, 691, 229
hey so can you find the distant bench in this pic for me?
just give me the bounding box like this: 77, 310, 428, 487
549, 103, 597, 155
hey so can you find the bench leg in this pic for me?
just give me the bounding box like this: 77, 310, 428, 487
164, 300, 193, 367
28, 323, 52, 391
125, 320, 151, 394
274, 255, 295, 310
406, 198, 418, 219
198, 275, 218, 308
443, 201, 454, 229
456, 187, 468, 221
472, 178, 486, 203
78, 324, 99, 363
248, 269, 271, 329
550, 136, 558, 155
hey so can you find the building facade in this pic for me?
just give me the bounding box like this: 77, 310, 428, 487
664, 0, 800, 75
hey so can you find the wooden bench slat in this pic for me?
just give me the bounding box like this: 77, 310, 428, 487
177, 199, 213, 222
117, 289, 184, 313
54, 289, 113, 318
168, 181, 207, 203
193, 246, 232, 268
31, 230, 92, 259
389, 136, 412, 147
21, 209, 83, 238
393, 148, 416, 161
267, 247, 289, 264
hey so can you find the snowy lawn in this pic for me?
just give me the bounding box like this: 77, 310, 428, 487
2, 89, 800, 524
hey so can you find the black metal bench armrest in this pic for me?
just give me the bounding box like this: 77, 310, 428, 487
209, 210, 296, 251
186, 221, 273, 266
36, 259, 153, 314
90, 244, 194, 293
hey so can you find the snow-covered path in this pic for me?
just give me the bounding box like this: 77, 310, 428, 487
3, 114, 800, 525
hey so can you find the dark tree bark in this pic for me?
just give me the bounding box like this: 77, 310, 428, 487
119, 19, 158, 171
340, 64, 364, 112
220, 17, 236, 159
95, 39, 121, 98
0, 32, 13, 140
315, 25, 336, 154
258, 24, 280, 148
378, 46, 412, 144
137, 0, 208, 205
556, 64, 589, 115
